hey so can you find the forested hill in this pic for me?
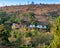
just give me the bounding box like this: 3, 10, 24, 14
0, 4, 60, 22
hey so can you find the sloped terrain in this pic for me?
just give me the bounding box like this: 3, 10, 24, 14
0, 4, 60, 22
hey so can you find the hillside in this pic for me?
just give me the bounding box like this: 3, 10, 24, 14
0, 4, 60, 48
0, 4, 60, 22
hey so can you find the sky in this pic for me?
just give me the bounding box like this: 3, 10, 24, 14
0, 0, 60, 6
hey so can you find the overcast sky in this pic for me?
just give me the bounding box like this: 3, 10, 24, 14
0, 0, 60, 6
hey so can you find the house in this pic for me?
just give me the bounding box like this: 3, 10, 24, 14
12, 23, 21, 29
29, 24, 35, 28
12, 20, 30, 29
11, 20, 49, 32
29, 21, 48, 29
29, 24, 47, 29
29, 21, 49, 32
36, 25, 47, 29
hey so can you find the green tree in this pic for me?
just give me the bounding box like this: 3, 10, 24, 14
0, 11, 7, 17
9, 30, 22, 47
27, 12, 36, 23
28, 12, 35, 19
50, 16, 60, 48
0, 24, 11, 45
9, 15, 16, 22
15, 13, 25, 22
0, 11, 10, 24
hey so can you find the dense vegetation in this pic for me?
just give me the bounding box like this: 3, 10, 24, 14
0, 11, 60, 48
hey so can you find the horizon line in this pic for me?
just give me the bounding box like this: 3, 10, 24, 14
0, 3, 60, 7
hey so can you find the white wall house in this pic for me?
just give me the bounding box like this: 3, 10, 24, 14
29, 24, 47, 29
